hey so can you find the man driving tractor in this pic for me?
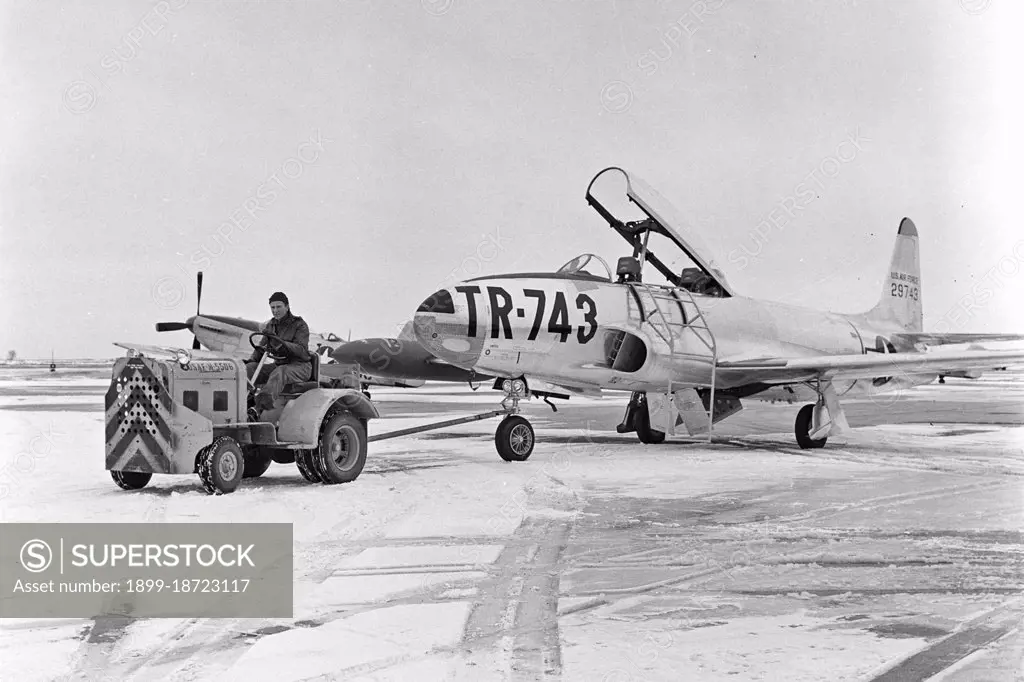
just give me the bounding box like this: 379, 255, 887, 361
246, 291, 312, 412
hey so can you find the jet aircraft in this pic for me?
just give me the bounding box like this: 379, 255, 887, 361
410, 166, 1024, 454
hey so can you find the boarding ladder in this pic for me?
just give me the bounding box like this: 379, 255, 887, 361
627, 282, 719, 440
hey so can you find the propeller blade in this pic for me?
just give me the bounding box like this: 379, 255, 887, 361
196, 271, 203, 315
193, 271, 204, 349
155, 322, 190, 332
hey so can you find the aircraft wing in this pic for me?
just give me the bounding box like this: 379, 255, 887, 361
112, 342, 231, 360
717, 348, 1024, 383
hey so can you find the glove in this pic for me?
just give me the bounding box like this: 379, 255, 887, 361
269, 339, 288, 357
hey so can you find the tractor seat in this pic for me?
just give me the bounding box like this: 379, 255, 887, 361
281, 353, 321, 394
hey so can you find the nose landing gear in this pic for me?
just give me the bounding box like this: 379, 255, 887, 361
496, 415, 534, 461
494, 378, 535, 461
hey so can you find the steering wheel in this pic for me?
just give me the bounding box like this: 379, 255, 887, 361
249, 331, 289, 361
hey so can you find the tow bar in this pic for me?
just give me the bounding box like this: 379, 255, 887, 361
367, 410, 506, 443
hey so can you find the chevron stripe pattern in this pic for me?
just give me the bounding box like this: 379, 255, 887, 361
104, 358, 174, 473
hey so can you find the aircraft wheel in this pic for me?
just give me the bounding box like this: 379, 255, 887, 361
615, 394, 641, 434
633, 403, 665, 444
795, 404, 827, 449
242, 447, 274, 478
315, 411, 367, 484
111, 470, 152, 490
198, 437, 245, 495
496, 415, 534, 462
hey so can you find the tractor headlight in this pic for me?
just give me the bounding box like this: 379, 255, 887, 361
502, 379, 512, 394
175, 349, 192, 367
512, 379, 525, 396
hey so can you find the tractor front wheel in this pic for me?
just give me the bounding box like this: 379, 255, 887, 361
198, 437, 245, 495
111, 470, 152, 490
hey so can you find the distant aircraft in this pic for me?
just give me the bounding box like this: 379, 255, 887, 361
152, 273, 487, 389
327, 320, 493, 387
410, 166, 1024, 451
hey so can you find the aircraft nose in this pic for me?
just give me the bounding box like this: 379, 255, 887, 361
413, 288, 484, 369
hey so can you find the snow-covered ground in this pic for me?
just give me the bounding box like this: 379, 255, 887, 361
0, 367, 1022, 681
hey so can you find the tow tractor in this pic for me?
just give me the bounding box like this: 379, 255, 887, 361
105, 334, 535, 495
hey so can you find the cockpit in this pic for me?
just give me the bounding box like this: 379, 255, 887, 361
555, 253, 613, 282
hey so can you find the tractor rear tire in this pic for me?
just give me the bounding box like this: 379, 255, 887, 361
112, 470, 152, 490
296, 448, 324, 483
198, 437, 245, 495
315, 411, 367, 484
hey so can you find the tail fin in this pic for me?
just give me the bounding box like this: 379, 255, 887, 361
864, 217, 922, 332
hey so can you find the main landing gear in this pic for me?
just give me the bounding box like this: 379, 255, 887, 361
616, 391, 666, 444
614, 387, 846, 450
794, 380, 849, 449
794, 403, 828, 449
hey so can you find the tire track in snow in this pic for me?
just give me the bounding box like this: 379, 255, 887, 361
66, 490, 421, 681
462, 516, 572, 679
559, 477, 1018, 613
866, 597, 1024, 682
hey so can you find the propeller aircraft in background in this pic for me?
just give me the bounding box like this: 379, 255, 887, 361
150, 273, 489, 389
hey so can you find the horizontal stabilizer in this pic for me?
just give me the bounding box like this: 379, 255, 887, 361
890, 332, 1024, 348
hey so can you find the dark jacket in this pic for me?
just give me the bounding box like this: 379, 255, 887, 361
248, 312, 311, 365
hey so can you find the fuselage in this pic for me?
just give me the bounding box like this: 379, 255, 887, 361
412, 273, 929, 400
188, 315, 260, 356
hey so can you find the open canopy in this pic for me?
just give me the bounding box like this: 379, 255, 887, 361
584, 167, 735, 297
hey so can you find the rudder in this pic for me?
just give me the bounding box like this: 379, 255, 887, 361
865, 217, 922, 332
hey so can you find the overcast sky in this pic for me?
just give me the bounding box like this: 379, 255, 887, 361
2, 0, 1021, 358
